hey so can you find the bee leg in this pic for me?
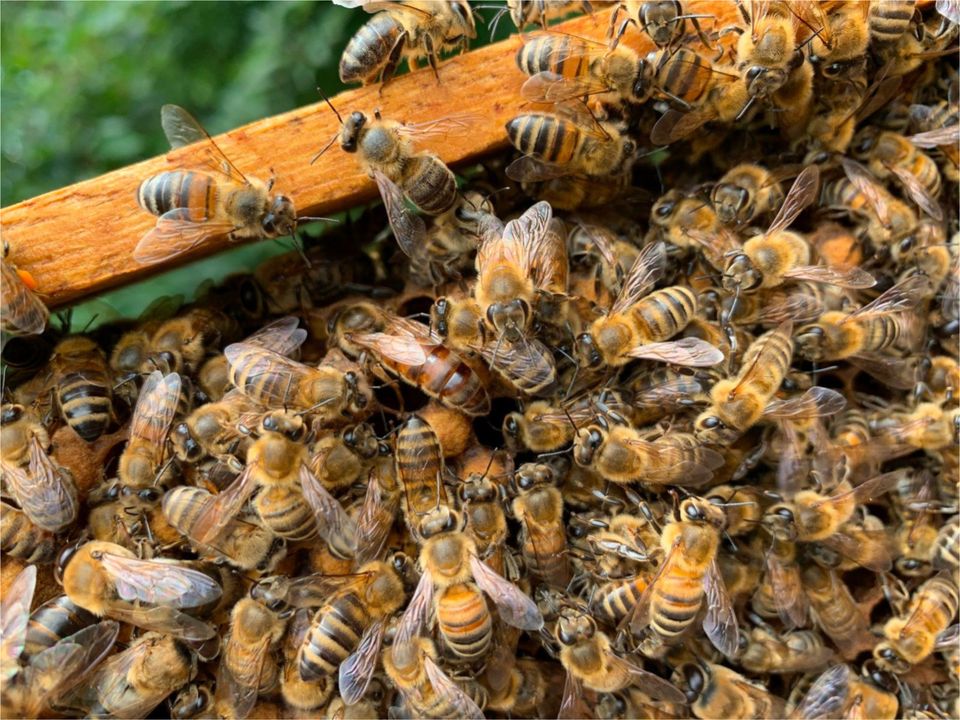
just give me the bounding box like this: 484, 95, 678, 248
424, 35, 441, 83
377, 31, 408, 92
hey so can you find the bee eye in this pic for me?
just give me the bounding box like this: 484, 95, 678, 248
504, 415, 519, 435
746, 66, 763, 80
1, 405, 23, 424
261, 214, 277, 235
588, 429, 603, 450
701, 415, 720, 429
139, 488, 161, 503
55, 543, 79, 585
344, 429, 356, 445
685, 504, 701, 520
775, 507, 795, 521
655, 201, 674, 217
264, 416, 278, 432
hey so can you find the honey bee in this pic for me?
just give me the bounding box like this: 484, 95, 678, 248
410, 191, 495, 287
801, 564, 878, 660
502, 399, 580, 454
739, 621, 834, 675
649, 75, 751, 145
458, 467, 510, 578
609, 0, 713, 49
574, 413, 724, 488
873, 401, 960, 453
396, 521, 543, 663
933, 514, 960, 572
705, 485, 762, 536
505, 108, 637, 183
894, 512, 940, 577
169, 390, 256, 471
169, 682, 216, 720
213, 596, 287, 719
143, 306, 236, 376
48, 335, 115, 442
751, 533, 809, 629
909, 100, 960, 183
0, 501, 57, 563
875, 573, 959, 674
588, 518, 660, 626
225, 340, 371, 424
21, 594, 98, 663
311, 422, 388, 492
190, 411, 357, 556
395, 414, 450, 532
506, 0, 594, 31
135, 105, 297, 264
575, 241, 724, 369
336, 1, 475, 86
382, 637, 486, 719
354, 455, 402, 567
345, 313, 490, 417
0, 403, 78, 533
0, 567, 120, 719
711, 163, 785, 227
868, 0, 917, 46
0, 242, 48, 335
481, 639, 547, 717
116, 370, 182, 490
62, 631, 199, 718
162, 486, 286, 572
555, 606, 685, 703
672, 660, 786, 719
59, 540, 222, 641
512, 462, 571, 589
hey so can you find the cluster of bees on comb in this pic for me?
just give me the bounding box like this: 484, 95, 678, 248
1, 0, 959, 718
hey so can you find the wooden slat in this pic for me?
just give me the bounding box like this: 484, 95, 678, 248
0, 2, 738, 308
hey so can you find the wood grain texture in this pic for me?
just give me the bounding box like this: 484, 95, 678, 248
0, 2, 738, 309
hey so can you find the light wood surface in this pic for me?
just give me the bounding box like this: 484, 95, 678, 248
0, 2, 738, 309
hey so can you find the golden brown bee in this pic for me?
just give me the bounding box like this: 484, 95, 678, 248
21, 594, 100, 663
908, 100, 960, 183
555, 606, 685, 703
354, 455, 402, 567
481, 640, 548, 717
512, 462, 571, 589
64, 631, 199, 718
507, 0, 593, 30
576, 241, 724, 369
875, 573, 959, 674
135, 105, 297, 264
0, 403, 78, 533
59, 540, 222, 641
337, 0, 475, 86
672, 660, 785, 719
825, 157, 920, 246
382, 637, 486, 719
711, 163, 785, 227
610, 0, 713, 49
49, 335, 115, 442
0, 242, 48, 335
0, 500, 57, 563
278, 609, 334, 713
933, 515, 960, 573
311, 422, 387, 492
873, 401, 960, 453
169, 390, 256, 471
213, 596, 287, 719
751, 533, 808, 630
395, 413, 449, 535
162, 486, 286, 572
346, 313, 490, 417
409, 191, 494, 287
868, 0, 916, 46
650, 75, 752, 145
792, 662, 900, 720
190, 411, 357, 555
169, 682, 216, 720
116, 370, 182, 490
738, 622, 834, 675
574, 414, 724, 488
457, 470, 510, 581
893, 513, 940, 577
704, 485, 762, 536
801, 564, 878, 660
630, 497, 739, 658
143, 306, 235, 375
502, 399, 577, 454
396, 522, 543, 663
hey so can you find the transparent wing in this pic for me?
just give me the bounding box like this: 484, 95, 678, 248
610, 241, 666, 315
887, 163, 944, 221
793, 664, 852, 720
398, 114, 479, 138
702, 557, 739, 658
844, 274, 932, 323
765, 165, 819, 236
354, 470, 400, 566
0, 261, 49, 335
620, 436, 722, 486
373, 169, 426, 259
0, 565, 36, 680
470, 555, 544, 630
347, 332, 429, 366
160, 104, 248, 183
339, 619, 385, 706
215, 633, 271, 720
558, 671, 590, 720
650, 107, 713, 145
763, 387, 847, 421
191, 465, 260, 544
817, 529, 892, 572
300, 464, 357, 556
134, 210, 237, 265
612, 654, 686, 704
748, 289, 823, 325
626, 337, 725, 367
130, 370, 181, 448
907, 124, 960, 148
2, 439, 78, 533
223, 343, 314, 406
505, 155, 573, 182
394, 570, 434, 647
102, 603, 217, 641
780, 265, 876, 288
99, 552, 222, 608
243, 316, 307, 356
765, 548, 808, 629
521, 70, 613, 103
481, 336, 557, 396
839, 157, 891, 226
423, 655, 485, 720
849, 351, 918, 390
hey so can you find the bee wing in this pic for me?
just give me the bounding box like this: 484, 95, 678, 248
763, 386, 847, 421
628, 537, 681, 634
192, 464, 260, 544
498, 200, 553, 278
285, 574, 371, 607
372, 169, 427, 259
399, 113, 479, 138
634, 377, 704, 407
0, 261, 49, 335
792, 664, 853, 720
810, 471, 903, 516
130, 370, 181, 448
215, 633, 271, 720
423, 655, 485, 720
732, 678, 786, 719
469, 554, 544, 630
134, 209, 238, 264
395, 570, 433, 648
936, 622, 960, 649
839, 157, 891, 226
703, 557, 739, 658
765, 549, 808, 629
355, 471, 400, 566
102, 603, 217, 641
748, 289, 823, 325
626, 337, 725, 367
558, 671, 590, 720
481, 336, 557, 397
347, 332, 429, 366
571, 222, 618, 269
650, 107, 712, 145
1, 437, 78, 533
780, 265, 876, 289
609, 241, 666, 314
727, 320, 793, 397
612, 655, 686, 704
620, 436, 721, 486
847, 351, 918, 391
339, 619, 386, 706
907, 124, 960, 148
817, 529, 892, 572
243, 316, 307, 356
0, 565, 36, 680
764, 165, 819, 237
160, 104, 249, 184
99, 551, 222, 608
886, 162, 944, 221
86, 640, 179, 718
685, 226, 741, 273
521, 71, 613, 103
300, 464, 357, 555
936, 0, 960, 22
505, 155, 572, 182
943, 252, 960, 322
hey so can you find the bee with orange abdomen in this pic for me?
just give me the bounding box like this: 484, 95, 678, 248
575, 241, 724, 369
135, 105, 297, 264
1, 242, 48, 336
629, 497, 739, 659
49, 335, 115, 442
875, 573, 959, 674
511, 462, 571, 589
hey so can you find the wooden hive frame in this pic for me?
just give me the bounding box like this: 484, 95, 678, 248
0, 2, 739, 310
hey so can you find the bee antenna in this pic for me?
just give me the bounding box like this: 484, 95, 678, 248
311, 133, 340, 165
317, 87, 343, 125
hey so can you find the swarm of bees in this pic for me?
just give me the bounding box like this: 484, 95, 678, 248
1, 0, 959, 718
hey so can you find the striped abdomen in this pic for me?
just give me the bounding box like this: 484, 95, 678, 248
517, 488, 570, 588
933, 516, 960, 572
254, 486, 316, 541
859, 314, 905, 353
402, 156, 458, 216
833, 408, 871, 451
228, 348, 305, 409
649, 565, 703, 641
56, 360, 112, 442
340, 12, 405, 83
596, 576, 647, 626
396, 415, 445, 518
736, 324, 793, 399
631, 286, 697, 344
488, 338, 556, 396
298, 593, 370, 681
436, 582, 492, 660
868, 0, 915, 45
655, 48, 713, 107
137, 171, 218, 220
506, 114, 583, 166
0, 501, 56, 564
516, 35, 590, 78
382, 340, 490, 416
907, 151, 942, 198
23, 595, 96, 662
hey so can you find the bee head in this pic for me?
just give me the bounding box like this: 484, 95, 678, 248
575, 332, 603, 369
340, 111, 367, 153
263, 195, 296, 238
